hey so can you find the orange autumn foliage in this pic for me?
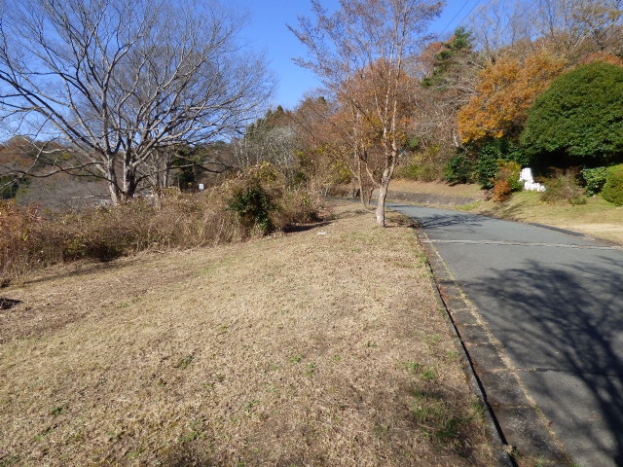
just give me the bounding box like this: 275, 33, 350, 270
458, 51, 568, 143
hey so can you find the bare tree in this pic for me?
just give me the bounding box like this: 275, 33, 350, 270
233, 107, 302, 178
469, 0, 623, 59
290, 0, 443, 226
0, 0, 273, 204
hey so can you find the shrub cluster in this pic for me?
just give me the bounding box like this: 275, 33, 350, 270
492, 160, 523, 202
0, 163, 322, 282
540, 169, 586, 204
444, 138, 529, 189
582, 167, 609, 196
443, 154, 474, 185
602, 164, 623, 205
492, 179, 512, 202
397, 144, 450, 182
474, 139, 528, 189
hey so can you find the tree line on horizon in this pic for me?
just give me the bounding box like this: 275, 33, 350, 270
2, 0, 623, 220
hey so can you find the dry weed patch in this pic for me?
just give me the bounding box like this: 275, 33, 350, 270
0, 202, 495, 466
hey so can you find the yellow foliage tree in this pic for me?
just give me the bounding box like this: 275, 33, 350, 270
458, 51, 568, 143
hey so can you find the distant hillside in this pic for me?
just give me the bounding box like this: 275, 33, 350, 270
0, 138, 109, 210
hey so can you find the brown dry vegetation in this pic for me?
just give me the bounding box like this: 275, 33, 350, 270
0, 163, 321, 282
0, 201, 495, 467
390, 180, 485, 200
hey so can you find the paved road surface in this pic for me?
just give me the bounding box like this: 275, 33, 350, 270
391, 204, 623, 467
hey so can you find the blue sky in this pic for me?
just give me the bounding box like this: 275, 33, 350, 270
234, 0, 485, 110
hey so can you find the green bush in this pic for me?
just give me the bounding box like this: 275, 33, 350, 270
475, 151, 498, 189
602, 164, 623, 205
396, 144, 449, 182
471, 138, 528, 189
497, 160, 523, 191
229, 182, 275, 234
444, 155, 474, 184
396, 161, 422, 180
582, 166, 609, 196
522, 62, 623, 166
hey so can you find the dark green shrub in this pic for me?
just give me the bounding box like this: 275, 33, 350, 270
444, 155, 474, 184
229, 183, 275, 234
1, 175, 30, 200
472, 138, 528, 189
602, 164, 623, 205
475, 151, 498, 189
522, 63, 623, 167
582, 167, 609, 196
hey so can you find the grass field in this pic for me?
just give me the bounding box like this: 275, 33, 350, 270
0, 202, 495, 467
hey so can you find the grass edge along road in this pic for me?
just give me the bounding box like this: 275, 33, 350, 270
390, 180, 623, 245
0, 201, 496, 467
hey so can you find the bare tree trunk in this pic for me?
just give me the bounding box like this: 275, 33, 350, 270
375, 186, 388, 226
153, 189, 163, 210
106, 162, 121, 206
107, 182, 120, 206
356, 156, 367, 208
375, 168, 391, 227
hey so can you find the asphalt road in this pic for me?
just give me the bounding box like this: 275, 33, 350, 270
390, 204, 623, 467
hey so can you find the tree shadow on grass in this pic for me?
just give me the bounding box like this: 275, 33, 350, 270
0, 297, 21, 310
18, 256, 143, 287
466, 257, 623, 466
281, 220, 333, 233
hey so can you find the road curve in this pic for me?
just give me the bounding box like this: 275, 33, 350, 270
391, 203, 623, 467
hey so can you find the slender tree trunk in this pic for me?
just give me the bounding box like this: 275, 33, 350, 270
375, 168, 391, 227
107, 182, 120, 206
125, 172, 138, 200
356, 157, 367, 207
375, 143, 397, 226
153, 188, 163, 210
106, 161, 121, 206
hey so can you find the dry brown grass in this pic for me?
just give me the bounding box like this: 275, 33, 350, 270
0, 201, 495, 467
390, 180, 485, 199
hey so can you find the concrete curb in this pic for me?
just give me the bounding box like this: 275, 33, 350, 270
413, 224, 574, 467
414, 225, 516, 467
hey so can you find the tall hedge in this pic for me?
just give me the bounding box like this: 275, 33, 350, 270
521, 62, 623, 166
